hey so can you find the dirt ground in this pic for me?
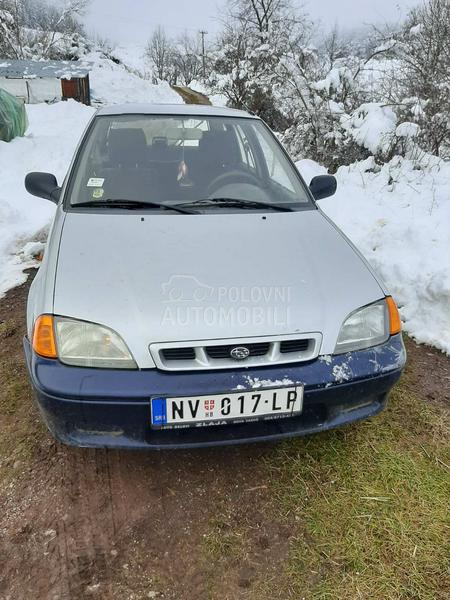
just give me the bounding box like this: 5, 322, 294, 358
171, 86, 211, 106
0, 272, 449, 600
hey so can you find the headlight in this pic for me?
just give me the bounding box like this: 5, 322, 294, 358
334, 300, 390, 354
54, 317, 137, 369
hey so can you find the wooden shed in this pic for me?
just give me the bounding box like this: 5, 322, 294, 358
0, 60, 91, 105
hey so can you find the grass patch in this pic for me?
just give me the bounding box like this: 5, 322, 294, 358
263, 380, 450, 599
0, 319, 18, 340
203, 515, 246, 563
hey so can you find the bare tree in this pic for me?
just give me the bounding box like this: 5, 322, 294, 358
145, 26, 175, 82
172, 31, 203, 86
322, 24, 349, 68
229, 0, 294, 34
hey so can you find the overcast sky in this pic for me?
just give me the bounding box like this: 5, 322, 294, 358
83, 0, 420, 45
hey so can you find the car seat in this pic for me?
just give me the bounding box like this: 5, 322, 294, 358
107, 128, 147, 168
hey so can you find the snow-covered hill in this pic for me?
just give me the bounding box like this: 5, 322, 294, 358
81, 51, 181, 106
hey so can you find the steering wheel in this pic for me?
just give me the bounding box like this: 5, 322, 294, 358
206, 170, 261, 196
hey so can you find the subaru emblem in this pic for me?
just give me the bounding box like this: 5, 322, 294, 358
230, 346, 250, 360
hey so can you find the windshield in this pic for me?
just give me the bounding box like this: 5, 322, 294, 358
68, 114, 311, 210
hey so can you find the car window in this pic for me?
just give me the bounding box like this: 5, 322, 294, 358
253, 127, 296, 193
67, 115, 311, 209
235, 124, 257, 171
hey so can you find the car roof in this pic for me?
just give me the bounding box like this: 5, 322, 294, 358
96, 103, 258, 119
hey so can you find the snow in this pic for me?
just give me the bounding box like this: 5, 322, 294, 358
110, 44, 149, 77
396, 122, 420, 138
313, 67, 353, 95
332, 363, 352, 383
358, 57, 403, 96
319, 355, 332, 365
409, 24, 423, 36
189, 79, 228, 107
297, 157, 450, 355
373, 41, 397, 54
296, 158, 327, 185
0, 100, 95, 297
80, 51, 182, 106
22, 241, 46, 258
327, 99, 345, 115
242, 376, 295, 389
341, 103, 397, 155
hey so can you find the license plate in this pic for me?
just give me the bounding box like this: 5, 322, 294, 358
151, 386, 303, 428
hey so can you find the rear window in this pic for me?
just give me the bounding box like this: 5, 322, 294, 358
68, 114, 311, 208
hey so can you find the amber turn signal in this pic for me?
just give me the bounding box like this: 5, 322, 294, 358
32, 314, 57, 358
386, 296, 401, 335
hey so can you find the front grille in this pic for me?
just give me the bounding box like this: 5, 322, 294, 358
161, 347, 196, 361
280, 339, 309, 353
150, 334, 322, 371
206, 342, 270, 359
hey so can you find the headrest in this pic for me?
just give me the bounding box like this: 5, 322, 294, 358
199, 130, 237, 165
152, 136, 168, 148
108, 128, 147, 167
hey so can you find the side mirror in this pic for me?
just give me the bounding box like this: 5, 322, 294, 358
25, 172, 61, 203
309, 175, 337, 200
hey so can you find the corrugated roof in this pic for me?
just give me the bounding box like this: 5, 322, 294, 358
0, 59, 91, 79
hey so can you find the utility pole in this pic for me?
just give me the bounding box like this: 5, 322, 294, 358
199, 30, 207, 79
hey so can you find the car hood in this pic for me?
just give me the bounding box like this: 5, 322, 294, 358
54, 210, 384, 367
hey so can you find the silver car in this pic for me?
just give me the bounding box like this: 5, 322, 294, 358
24, 104, 405, 448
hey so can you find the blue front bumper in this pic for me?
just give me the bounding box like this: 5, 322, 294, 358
23, 335, 406, 449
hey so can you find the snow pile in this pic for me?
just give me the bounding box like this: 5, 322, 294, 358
0, 101, 95, 297
295, 158, 327, 185
341, 103, 397, 155
81, 51, 182, 106
110, 44, 149, 77
396, 122, 420, 138
313, 66, 354, 96
297, 157, 450, 354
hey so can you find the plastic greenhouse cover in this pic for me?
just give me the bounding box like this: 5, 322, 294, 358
0, 88, 28, 142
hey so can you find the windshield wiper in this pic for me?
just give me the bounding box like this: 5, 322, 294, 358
175, 197, 295, 212
73, 199, 196, 214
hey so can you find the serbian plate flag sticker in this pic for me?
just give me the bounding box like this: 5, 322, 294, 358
151, 397, 167, 425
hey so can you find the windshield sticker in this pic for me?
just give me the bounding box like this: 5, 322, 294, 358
92, 188, 104, 199
87, 177, 105, 187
